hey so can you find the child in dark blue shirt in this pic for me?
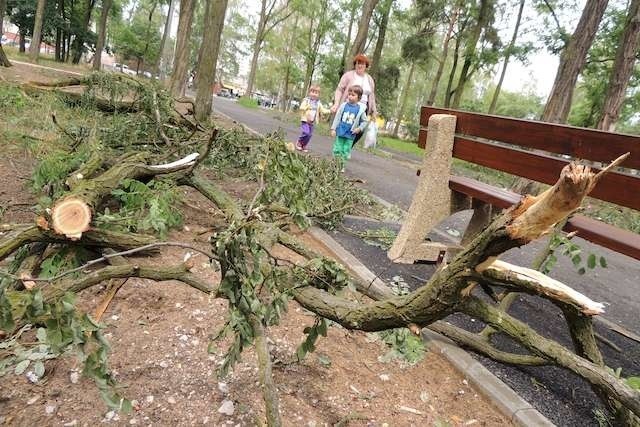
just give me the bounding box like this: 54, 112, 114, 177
330, 85, 368, 171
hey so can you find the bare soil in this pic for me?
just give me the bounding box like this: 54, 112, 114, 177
0, 63, 511, 426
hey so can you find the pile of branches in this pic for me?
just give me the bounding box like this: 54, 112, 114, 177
1, 73, 639, 425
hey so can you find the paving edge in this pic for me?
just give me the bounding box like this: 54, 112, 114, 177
308, 226, 555, 427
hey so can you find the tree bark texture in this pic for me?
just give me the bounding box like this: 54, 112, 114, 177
155, 0, 175, 78
0, 0, 10, 66
369, 0, 393, 81
93, 0, 113, 71
195, 0, 228, 122
452, 0, 493, 108
488, 0, 524, 114
170, 0, 196, 97
541, 0, 609, 123
29, 0, 47, 62
346, 0, 379, 72
597, 0, 640, 131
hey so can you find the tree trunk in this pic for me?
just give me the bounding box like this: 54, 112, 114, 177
0, 0, 10, 67
72, 0, 96, 64
541, 0, 609, 123
302, 0, 328, 96
339, 2, 357, 79
92, 0, 113, 71
170, 0, 196, 97
427, 2, 460, 106
280, 14, 298, 112
155, 0, 176, 78
392, 61, 416, 137
488, 0, 525, 114
369, 0, 393, 81
18, 30, 26, 53
139, 0, 159, 74
444, 31, 462, 107
246, 0, 270, 97
596, 0, 640, 131
346, 0, 379, 72
452, 0, 493, 108
195, 0, 228, 122
29, 0, 47, 62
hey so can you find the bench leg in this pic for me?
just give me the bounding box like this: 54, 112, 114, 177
388, 114, 457, 263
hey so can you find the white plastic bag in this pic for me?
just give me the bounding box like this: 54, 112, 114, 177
363, 121, 377, 149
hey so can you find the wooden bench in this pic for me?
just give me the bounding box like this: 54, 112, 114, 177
388, 107, 640, 263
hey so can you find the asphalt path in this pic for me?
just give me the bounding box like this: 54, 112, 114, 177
212, 97, 640, 425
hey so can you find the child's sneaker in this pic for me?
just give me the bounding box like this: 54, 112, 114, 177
302, 148, 309, 153
295, 142, 303, 151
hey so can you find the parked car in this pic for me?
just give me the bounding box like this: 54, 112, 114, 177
113, 63, 137, 76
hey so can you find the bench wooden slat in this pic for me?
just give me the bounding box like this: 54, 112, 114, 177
420, 107, 640, 170
422, 130, 640, 211
449, 176, 640, 260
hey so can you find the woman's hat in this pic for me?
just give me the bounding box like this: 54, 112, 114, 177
353, 54, 370, 67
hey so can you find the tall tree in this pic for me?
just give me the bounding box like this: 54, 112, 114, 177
170, 0, 196, 97
0, 0, 11, 67
597, 0, 640, 131
280, 13, 299, 111
28, 0, 47, 61
156, 0, 176, 78
427, 1, 460, 105
300, 0, 333, 96
71, 0, 97, 64
245, 0, 292, 96
194, 0, 228, 122
451, 0, 495, 108
339, 0, 358, 77
541, 0, 609, 123
488, 0, 525, 114
345, 0, 379, 70
93, 0, 114, 70
369, 0, 393, 81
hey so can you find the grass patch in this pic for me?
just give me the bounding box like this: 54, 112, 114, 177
377, 136, 424, 157
237, 96, 258, 109
4, 46, 90, 73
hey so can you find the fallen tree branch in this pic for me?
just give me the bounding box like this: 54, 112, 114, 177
476, 259, 605, 315
0, 225, 158, 262
461, 296, 640, 417
42, 262, 215, 301
249, 315, 282, 427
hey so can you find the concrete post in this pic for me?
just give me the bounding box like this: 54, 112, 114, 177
388, 114, 457, 263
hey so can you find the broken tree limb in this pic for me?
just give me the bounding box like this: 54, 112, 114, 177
475, 259, 605, 315
0, 225, 158, 262
249, 315, 282, 427
21, 84, 140, 113
42, 262, 215, 302
428, 321, 548, 366
50, 152, 199, 239
461, 296, 640, 417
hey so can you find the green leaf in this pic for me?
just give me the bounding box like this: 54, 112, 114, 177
587, 254, 596, 269
577, 267, 586, 275
14, 359, 30, 375
33, 361, 45, 378
599, 257, 607, 268
317, 354, 331, 367
626, 377, 640, 390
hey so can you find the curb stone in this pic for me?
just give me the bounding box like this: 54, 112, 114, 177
308, 226, 555, 427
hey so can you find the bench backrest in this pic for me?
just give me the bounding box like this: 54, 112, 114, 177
418, 107, 640, 211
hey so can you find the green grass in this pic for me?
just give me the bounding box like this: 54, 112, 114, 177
4, 46, 91, 73
237, 96, 259, 109
377, 136, 424, 157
